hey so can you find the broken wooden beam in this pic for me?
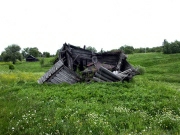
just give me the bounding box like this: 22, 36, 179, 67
97, 70, 118, 81
94, 72, 113, 82
93, 77, 105, 82
99, 66, 122, 81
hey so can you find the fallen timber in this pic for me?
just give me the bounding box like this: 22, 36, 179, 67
38, 43, 139, 84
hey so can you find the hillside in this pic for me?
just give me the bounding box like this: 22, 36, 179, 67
128, 53, 180, 90
0, 53, 180, 134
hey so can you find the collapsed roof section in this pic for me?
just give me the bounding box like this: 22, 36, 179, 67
38, 60, 80, 84
38, 43, 139, 84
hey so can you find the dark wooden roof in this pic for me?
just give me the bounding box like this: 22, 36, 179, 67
26, 55, 39, 62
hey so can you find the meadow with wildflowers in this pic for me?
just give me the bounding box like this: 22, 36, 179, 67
0, 53, 180, 135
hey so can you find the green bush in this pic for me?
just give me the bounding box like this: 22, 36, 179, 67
135, 65, 146, 75
9, 64, 15, 70
49, 56, 58, 65
40, 58, 45, 67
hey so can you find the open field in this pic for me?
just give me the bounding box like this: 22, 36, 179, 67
0, 53, 180, 135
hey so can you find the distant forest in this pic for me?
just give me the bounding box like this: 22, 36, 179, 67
0, 39, 180, 64
113, 39, 180, 54
162, 39, 180, 54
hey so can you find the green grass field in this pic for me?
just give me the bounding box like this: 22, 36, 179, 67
0, 53, 180, 135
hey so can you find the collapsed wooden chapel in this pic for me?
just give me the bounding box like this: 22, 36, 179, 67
38, 43, 139, 84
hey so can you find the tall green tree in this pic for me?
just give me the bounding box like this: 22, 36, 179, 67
29, 47, 40, 57
0, 54, 2, 61
21, 47, 30, 58
1, 44, 22, 64
163, 39, 171, 54
21, 47, 41, 57
86, 46, 97, 53
163, 39, 180, 54
43, 52, 50, 57
120, 45, 134, 54
134, 48, 145, 53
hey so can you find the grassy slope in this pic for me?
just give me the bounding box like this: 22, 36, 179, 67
0, 53, 180, 135
128, 53, 180, 89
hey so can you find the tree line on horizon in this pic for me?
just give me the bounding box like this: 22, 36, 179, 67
0, 45, 52, 64
0, 39, 180, 64
162, 39, 180, 54
110, 39, 180, 54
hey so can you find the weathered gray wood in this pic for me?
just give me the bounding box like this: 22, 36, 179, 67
120, 69, 132, 74
99, 66, 122, 81
45, 66, 64, 83
65, 46, 74, 70
60, 70, 77, 83
50, 78, 59, 84
38, 60, 65, 84
95, 72, 112, 82
116, 52, 126, 71
93, 77, 105, 82
63, 66, 80, 79
95, 52, 120, 67
37, 79, 42, 84
116, 69, 132, 80
56, 71, 76, 84
97, 70, 118, 81
51, 66, 56, 73
38, 43, 138, 84
61, 69, 76, 79
54, 73, 67, 82
53, 76, 64, 83
66, 48, 73, 58
116, 73, 128, 80
54, 60, 63, 69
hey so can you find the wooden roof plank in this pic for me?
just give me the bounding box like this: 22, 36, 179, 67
56, 71, 76, 84
60, 69, 79, 81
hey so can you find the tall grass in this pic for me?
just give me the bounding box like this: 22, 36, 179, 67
0, 53, 180, 134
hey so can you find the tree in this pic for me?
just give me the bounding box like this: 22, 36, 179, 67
0, 54, 2, 61
110, 49, 119, 52
21, 47, 30, 58
134, 48, 145, 53
43, 52, 50, 57
86, 46, 97, 53
163, 39, 171, 54
21, 47, 41, 58
29, 47, 40, 57
163, 39, 180, 54
120, 45, 134, 54
1, 44, 22, 64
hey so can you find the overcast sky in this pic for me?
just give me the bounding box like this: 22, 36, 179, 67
0, 0, 180, 54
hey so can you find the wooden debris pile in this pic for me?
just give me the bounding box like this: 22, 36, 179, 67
38, 43, 139, 84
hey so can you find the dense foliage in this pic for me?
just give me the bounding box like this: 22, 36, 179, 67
1, 44, 22, 64
22, 47, 42, 58
111, 45, 163, 54
134, 46, 163, 53
86, 46, 97, 53
119, 45, 134, 54
43, 52, 51, 57
0, 53, 180, 134
163, 39, 180, 54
